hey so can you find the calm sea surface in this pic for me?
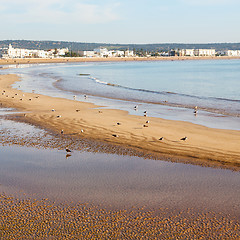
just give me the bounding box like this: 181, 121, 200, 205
2, 59, 240, 129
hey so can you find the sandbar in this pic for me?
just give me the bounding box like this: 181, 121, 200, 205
0, 74, 240, 169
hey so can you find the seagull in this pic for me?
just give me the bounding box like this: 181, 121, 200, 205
81, 129, 84, 133
146, 120, 150, 123
112, 134, 119, 137
116, 122, 121, 125
180, 137, 187, 141
84, 94, 87, 98
76, 109, 80, 112
159, 137, 164, 141
57, 115, 61, 118
143, 124, 148, 127
134, 105, 138, 110
61, 129, 64, 134
52, 109, 55, 112
66, 147, 72, 153
144, 110, 147, 114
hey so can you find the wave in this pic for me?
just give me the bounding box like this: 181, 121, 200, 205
89, 76, 240, 103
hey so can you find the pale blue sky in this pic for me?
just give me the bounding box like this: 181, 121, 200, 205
0, 0, 239, 43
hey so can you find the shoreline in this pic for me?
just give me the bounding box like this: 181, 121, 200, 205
0, 74, 240, 168
1, 55, 240, 65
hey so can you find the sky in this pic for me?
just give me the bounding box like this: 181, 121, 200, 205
0, 0, 240, 44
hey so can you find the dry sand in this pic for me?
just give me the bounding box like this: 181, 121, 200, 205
0, 74, 240, 168
1, 56, 240, 66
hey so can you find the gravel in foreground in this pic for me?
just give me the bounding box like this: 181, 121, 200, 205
1, 194, 240, 240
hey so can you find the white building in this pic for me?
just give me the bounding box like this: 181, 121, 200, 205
179, 49, 196, 56
3, 44, 68, 58
179, 48, 215, 57
79, 50, 97, 57
197, 49, 215, 56
227, 50, 240, 56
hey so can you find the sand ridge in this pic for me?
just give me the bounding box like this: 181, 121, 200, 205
0, 74, 240, 168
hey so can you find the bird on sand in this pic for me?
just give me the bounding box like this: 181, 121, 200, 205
61, 129, 64, 134
159, 137, 164, 141
66, 147, 72, 153
180, 136, 187, 141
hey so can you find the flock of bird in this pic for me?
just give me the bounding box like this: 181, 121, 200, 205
1, 89, 190, 156
63, 103, 189, 154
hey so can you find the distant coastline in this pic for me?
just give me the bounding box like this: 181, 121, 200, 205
1, 55, 240, 65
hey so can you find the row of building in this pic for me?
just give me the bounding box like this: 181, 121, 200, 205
1, 44, 240, 58
79, 48, 135, 58
178, 49, 240, 57
1, 44, 69, 59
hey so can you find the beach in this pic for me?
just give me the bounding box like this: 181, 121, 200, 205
1, 55, 240, 66
1, 68, 240, 239
0, 73, 240, 168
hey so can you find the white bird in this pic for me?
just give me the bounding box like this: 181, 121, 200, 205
81, 129, 84, 133
61, 129, 64, 134
57, 115, 61, 118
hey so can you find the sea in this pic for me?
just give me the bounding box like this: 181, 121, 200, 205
1, 59, 240, 130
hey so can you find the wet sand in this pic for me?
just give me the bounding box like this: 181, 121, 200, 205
0, 74, 240, 169
1, 112, 240, 238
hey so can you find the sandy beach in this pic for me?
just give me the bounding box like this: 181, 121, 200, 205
1, 56, 240, 66
0, 73, 240, 168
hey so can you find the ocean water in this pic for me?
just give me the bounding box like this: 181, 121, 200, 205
2, 59, 240, 130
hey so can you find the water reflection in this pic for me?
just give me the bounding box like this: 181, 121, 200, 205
0, 144, 239, 220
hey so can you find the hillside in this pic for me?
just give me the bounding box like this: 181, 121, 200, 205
0, 40, 240, 52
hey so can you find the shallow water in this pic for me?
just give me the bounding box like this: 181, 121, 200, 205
0, 144, 240, 218
0, 108, 239, 219
2, 61, 240, 130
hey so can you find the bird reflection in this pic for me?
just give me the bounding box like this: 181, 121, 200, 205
66, 154, 72, 159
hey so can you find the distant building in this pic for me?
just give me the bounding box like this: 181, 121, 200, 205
179, 48, 215, 57
179, 49, 196, 57
79, 50, 96, 57
2, 44, 68, 58
197, 49, 215, 56
227, 50, 240, 56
